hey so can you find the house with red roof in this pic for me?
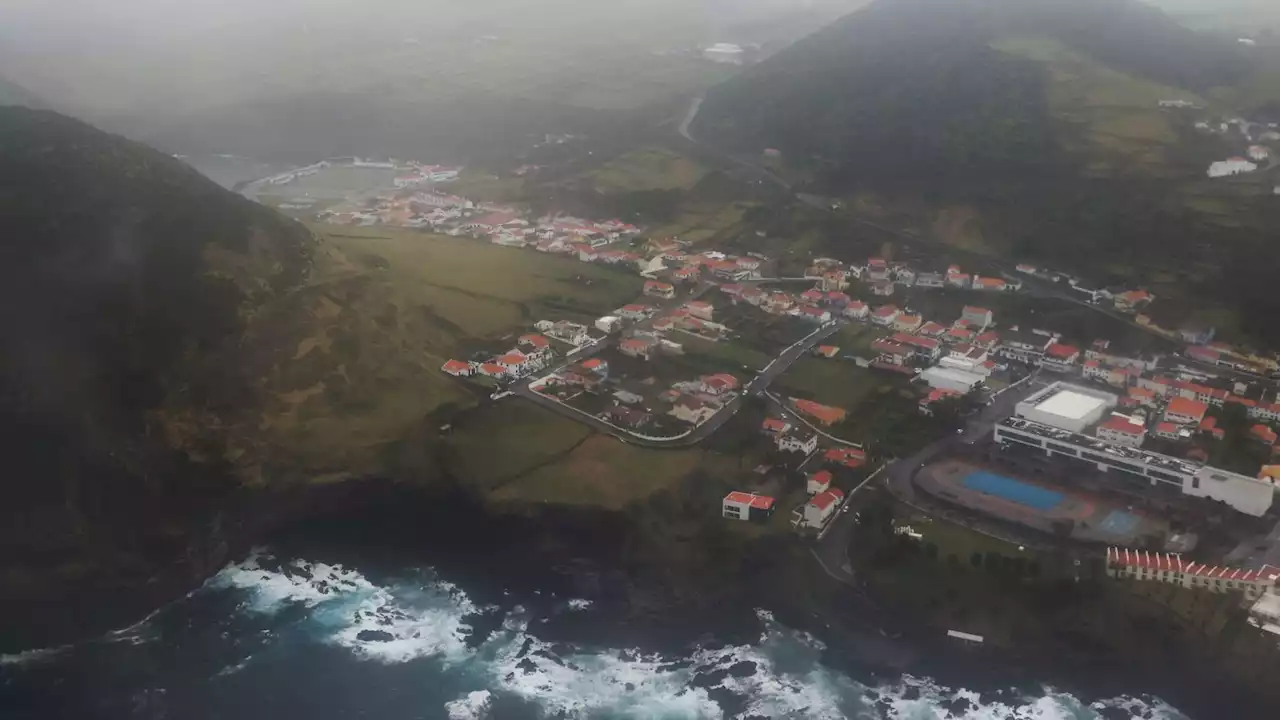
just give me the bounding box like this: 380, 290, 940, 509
478, 362, 508, 378
872, 339, 915, 368
962, 306, 993, 329
673, 266, 700, 283
918, 321, 947, 338
1250, 402, 1280, 424
807, 470, 833, 495
620, 337, 657, 360
1114, 289, 1154, 312
972, 276, 1008, 292
441, 359, 475, 377
871, 305, 901, 326
1096, 416, 1146, 448
945, 327, 976, 344
618, 304, 651, 321
824, 447, 866, 469
796, 306, 832, 323
700, 373, 740, 395
1106, 547, 1280, 601
843, 301, 869, 320
1166, 396, 1209, 425
891, 332, 942, 361
1039, 343, 1080, 372
973, 330, 1000, 348
722, 492, 776, 521
825, 291, 852, 308
919, 388, 961, 415
1252, 424, 1278, 447
1128, 386, 1158, 408
670, 395, 716, 425
893, 313, 923, 332
1199, 416, 1226, 441
814, 345, 840, 359
1153, 422, 1191, 441
761, 417, 792, 435
579, 358, 608, 375
518, 334, 551, 351
800, 288, 825, 305
684, 300, 714, 321
1172, 380, 1228, 408
795, 488, 845, 529
644, 280, 676, 299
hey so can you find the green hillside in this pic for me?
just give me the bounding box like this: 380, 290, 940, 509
695, 0, 1280, 345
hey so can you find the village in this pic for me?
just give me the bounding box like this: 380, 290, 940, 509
279, 148, 1280, 641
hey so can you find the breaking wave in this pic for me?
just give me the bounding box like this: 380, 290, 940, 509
205, 551, 1191, 719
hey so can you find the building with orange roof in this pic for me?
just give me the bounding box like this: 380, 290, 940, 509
643, 280, 676, 299
1106, 547, 1279, 601
824, 447, 866, 469
518, 334, 550, 350
1251, 424, 1278, 446
441, 359, 475, 377
807, 470, 833, 495
722, 492, 776, 521
478, 362, 507, 378
620, 337, 657, 360
795, 489, 845, 529
761, 417, 792, 435
814, 345, 840, 359
1165, 396, 1208, 425
792, 399, 848, 426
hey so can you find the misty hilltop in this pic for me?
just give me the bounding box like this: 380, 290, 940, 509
694, 0, 1280, 343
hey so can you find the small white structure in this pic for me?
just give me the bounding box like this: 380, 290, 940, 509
1208, 158, 1258, 178
596, 316, 622, 334
703, 43, 745, 65
1248, 145, 1271, 162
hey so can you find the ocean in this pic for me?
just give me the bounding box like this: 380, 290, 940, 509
0, 549, 1191, 720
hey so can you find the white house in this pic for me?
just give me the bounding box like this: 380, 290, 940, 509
1248, 145, 1271, 162
776, 431, 818, 455
843, 302, 869, 320
1208, 158, 1258, 178
807, 470, 833, 495
1096, 415, 1146, 448
794, 489, 844, 529
723, 491, 775, 521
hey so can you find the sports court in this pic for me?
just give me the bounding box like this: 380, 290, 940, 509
917, 459, 1171, 546
962, 471, 1064, 511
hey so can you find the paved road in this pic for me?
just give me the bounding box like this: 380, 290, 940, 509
811, 372, 1049, 580
513, 312, 846, 448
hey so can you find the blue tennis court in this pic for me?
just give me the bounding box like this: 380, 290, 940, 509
962, 471, 1064, 511
1099, 510, 1140, 535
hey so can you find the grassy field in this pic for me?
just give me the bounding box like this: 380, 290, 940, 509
489, 436, 704, 509
652, 202, 753, 245
310, 225, 641, 349
993, 36, 1203, 175
444, 169, 528, 204
244, 226, 641, 479
445, 401, 592, 492
589, 147, 710, 193
777, 356, 884, 410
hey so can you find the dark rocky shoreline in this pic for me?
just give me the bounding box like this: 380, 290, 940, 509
3, 476, 1276, 719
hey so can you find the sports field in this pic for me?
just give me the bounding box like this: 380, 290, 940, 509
918, 459, 1171, 546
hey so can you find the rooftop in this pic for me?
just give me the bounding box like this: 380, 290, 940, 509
725, 491, 775, 511
1034, 389, 1108, 421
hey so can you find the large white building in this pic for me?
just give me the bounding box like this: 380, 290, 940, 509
703, 43, 745, 65
1207, 157, 1258, 178
1015, 382, 1117, 434
995, 417, 1278, 516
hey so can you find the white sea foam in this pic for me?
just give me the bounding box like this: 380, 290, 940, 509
565, 598, 592, 611
444, 690, 493, 719
212, 554, 1192, 720
0, 645, 70, 666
